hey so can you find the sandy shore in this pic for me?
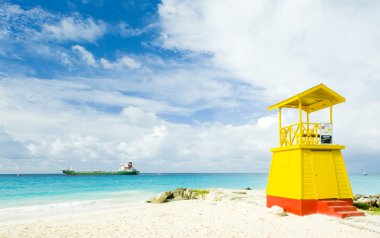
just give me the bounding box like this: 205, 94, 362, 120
1, 189, 380, 238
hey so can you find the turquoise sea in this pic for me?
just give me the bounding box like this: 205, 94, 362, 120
0, 173, 379, 220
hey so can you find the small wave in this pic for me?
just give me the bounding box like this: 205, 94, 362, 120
0, 190, 155, 222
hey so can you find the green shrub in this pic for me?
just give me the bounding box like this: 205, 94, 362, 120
369, 207, 380, 215
354, 202, 370, 210
193, 189, 209, 198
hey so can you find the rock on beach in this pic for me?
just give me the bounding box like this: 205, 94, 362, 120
147, 188, 206, 203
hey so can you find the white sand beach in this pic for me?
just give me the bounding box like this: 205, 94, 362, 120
0, 189, 379, 238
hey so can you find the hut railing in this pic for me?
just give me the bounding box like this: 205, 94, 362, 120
280, 123, 321, 147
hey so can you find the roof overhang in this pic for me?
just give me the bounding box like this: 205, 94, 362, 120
268, 84, 345, 113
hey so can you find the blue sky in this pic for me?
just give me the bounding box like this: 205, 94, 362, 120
2, 0, 164, 76
0, 0, 261, 124
0, 0, 380, 173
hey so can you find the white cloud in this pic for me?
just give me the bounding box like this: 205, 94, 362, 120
121, 107, 158, 127
41, 16, 106, 42
0, 128, 31, 160
0, 2, 110, 70
0, 76, 272, 173
118, 116, 277, 172
158, 0, 380, 95
1, 0, 380, 174
157, 0, 380, 171
116, 21, 145, 37
71, 45, 141, 70
0, 3, 106, 43
100, 55, 141, 70
72, 45, 97, 67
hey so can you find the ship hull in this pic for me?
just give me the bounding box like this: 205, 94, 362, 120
62, 170, 139, 176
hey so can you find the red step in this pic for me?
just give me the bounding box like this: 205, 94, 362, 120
318, 200, 351, 207
334, 211, 365, 219
317, 200, 365, 219
329, 206, 357, 212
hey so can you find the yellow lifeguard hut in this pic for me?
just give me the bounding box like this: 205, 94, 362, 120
266, 84, 364, 218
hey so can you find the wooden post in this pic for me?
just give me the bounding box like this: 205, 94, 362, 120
298, 99, 302, 144
279, 107, 282, 146
330, 100, 333, 124
306, 111, 310, 144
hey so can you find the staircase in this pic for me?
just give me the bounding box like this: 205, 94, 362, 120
317, 200, 365, 218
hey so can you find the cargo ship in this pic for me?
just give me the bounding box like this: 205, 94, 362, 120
62, 162, 139, 175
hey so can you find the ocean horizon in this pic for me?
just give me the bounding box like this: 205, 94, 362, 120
1, 173, 379, 209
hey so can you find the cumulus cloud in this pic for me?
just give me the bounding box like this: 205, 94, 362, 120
0, 2, 106, 43
0, 76, 270, 173
115, 21, 145, 38
158, 0, 380, 95
0, 2, 109, 74
0, 2, 53, 40
71, 44, 141, 70
100, 56, 141, 70
121, 107, 158, 127
157, 0, 380, 171
72, 45, 97, 67
1, 0, 380, 174
0, 127, 31, 160
41, 16, 106, 42
115, 110, 279, 172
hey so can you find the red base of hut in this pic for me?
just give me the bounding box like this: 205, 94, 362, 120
266, 195, 364, 218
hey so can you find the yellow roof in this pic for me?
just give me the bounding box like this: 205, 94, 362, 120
268, 84, 345, 113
